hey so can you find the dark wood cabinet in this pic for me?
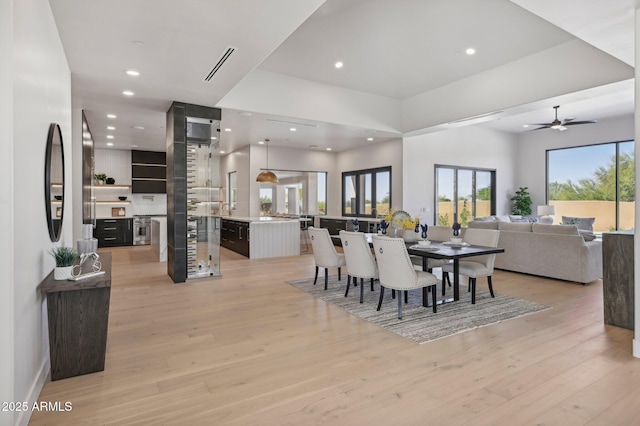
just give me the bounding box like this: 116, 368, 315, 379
132, 149, 166, 194
318, 217, 376, 235
221, 219, 250, 257
95, 218, 132, 247
39, 253, 112, 381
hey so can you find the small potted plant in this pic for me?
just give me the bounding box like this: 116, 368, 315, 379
50, 246, 78, 280
94, 173, 107, 185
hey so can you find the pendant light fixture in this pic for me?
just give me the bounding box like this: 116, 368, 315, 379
256, 138, 278, 183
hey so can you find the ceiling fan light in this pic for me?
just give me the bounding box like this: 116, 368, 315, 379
256, 171, 278, 183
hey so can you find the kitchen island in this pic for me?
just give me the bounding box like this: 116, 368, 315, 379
221, 216, 300, 259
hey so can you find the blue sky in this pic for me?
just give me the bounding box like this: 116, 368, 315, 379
548, 141, 633, 184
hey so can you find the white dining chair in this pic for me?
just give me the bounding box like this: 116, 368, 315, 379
339, 230, 378, 303
442, 228, 500, 304
372, 235, 438, 319
307, 227, 346, 290
410, 225, 454, 271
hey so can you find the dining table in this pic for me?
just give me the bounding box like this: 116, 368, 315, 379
331, 233, 505, 303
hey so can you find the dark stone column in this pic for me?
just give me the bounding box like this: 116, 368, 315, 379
602, 231, 634, 330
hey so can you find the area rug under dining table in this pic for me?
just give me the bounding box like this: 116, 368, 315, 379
287, 275, 550, 344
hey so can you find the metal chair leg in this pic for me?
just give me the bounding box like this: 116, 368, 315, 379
392, 289, 396, 299
487, 276, 495, 297
431, 285, 437, 313
338, 267, 341, 281
404, 290, 408, 304
313, 266, 318, 285
324, 268, 328, 290
377, 286, 385, 311
397, 294, 403, 319
360, 278, 364, 304
370, 278, 374, 291
345, 276, 351, 297
471, 278, 476, 304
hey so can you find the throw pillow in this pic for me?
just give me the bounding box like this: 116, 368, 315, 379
578, 230, 597, 241
495, 215, 511, 222
473, 216, 496, 222
562, 216, 595, 232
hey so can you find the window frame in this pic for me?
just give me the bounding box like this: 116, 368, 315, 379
546, 139, 634, 231
342, 166, 391, 217
434, 164, 496, 225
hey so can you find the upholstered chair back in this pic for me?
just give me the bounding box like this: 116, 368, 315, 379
372, 236, 419, 291
339, 231, 378, 279
462, 228, 500, 270
308, 227, 342, 268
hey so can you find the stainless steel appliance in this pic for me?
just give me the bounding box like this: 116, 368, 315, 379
133, 215, 151, 245
133, 215, 167, 245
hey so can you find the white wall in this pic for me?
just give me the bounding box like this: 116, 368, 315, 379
403, 126, 518, 225
0, 1, 15, 425
337, 138, 404, 212
515, 114, 634, 208
9, 1, 72, 425
221, 145, 251, 217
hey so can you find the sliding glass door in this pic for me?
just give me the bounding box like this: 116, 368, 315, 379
435, 165, 495, 226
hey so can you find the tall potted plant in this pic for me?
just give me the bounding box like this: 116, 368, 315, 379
511, 186, 532, 216
50, 246, 78, 280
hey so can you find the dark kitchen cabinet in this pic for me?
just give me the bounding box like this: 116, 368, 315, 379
132, 150, 166, 194
95, 218, 132, 247
221, 219, 250, 257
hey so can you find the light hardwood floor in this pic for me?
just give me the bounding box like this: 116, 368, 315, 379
30, 245, 640, 425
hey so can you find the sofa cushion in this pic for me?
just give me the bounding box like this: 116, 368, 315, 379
579, 230, 597, 241
562, 216, 595, 232
469, 221, 499, 229
473, 216, 496, 222
498, 222, 533, 232
532, 223, 580, 235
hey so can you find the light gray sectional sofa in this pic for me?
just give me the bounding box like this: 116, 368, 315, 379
468, 221, 602, 284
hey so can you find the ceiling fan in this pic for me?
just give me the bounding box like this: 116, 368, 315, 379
527, 105, 597, 131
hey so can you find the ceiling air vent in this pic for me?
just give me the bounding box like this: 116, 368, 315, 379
203, 46, 236, 82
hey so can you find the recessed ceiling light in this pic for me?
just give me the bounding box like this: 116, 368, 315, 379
258, 140, 265, 145
326, 147, 332, 151
106, 135, 114, 139
106, 142, 114, 147
133, 126, 145, 130
107, 126, 115, 130
107, 114, 117, 119
126, 70, 140, 76
224, 128, 232, 132
465, 48, 476, 55
290, 128, 296, 132
220, 151, 225, 154
367, 137, 374, 141
334, 61, 343, 69
122, 90, 134, 96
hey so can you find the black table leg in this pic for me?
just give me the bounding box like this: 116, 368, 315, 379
453, 259, 460, 301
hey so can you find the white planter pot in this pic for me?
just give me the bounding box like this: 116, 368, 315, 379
54, 266, 73, 280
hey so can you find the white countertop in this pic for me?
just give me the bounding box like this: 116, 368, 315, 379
320, 215, 382, 222
221, 216, 300, 224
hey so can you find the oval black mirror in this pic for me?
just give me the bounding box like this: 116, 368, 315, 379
45, 123, 64, 242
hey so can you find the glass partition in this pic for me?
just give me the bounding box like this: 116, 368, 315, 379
186, 117, 221, 279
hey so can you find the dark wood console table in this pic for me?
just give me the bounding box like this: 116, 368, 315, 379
602, 232, 634, 330
39, 252, 112, 380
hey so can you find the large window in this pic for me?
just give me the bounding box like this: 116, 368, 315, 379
547, 141, 634, 232
435, 165, 495, 226
258, 170, 327, 216
342, 166, 391, 217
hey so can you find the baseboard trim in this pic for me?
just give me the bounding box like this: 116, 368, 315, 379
15, 355, 50, 426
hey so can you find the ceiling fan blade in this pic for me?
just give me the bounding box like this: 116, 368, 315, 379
563, 117, 576, 123
527, 123, 552, 126
564, 120, 597, 126
528, 125, 551, 131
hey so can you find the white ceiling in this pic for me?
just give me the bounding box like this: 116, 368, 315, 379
49, 0, 636, 153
